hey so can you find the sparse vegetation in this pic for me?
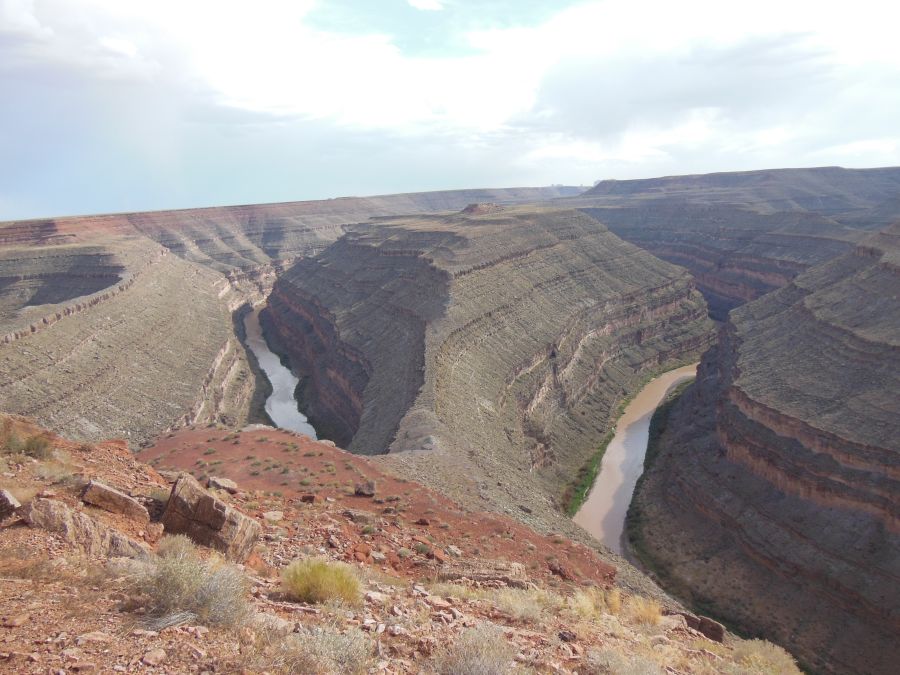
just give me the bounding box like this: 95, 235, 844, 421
731, 639, 802, 674
247, 624, 371, 674
131, 534, 249, 629
584, 647, 663, 675
433, 623, 516, 675
281, 557, 361, 605
624, 595, 662, 627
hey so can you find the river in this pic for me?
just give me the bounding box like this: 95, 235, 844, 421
243, 307, 317, 439
573, 364, 697, 554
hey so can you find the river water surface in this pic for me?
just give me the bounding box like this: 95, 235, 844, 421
573, 364, 697, 554
243, 307, 317, 438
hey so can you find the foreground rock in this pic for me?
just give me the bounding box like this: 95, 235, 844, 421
81, 480, 149, 523
21, 498, 149, 558
630, 225, 900, 675
161, 473, 260, 561
0, 489, 20, 520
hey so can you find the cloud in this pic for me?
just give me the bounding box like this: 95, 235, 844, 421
407, 0, 444, 10
0, 0, 898, 220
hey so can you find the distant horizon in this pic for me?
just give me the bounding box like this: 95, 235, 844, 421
5, 163, 900, 223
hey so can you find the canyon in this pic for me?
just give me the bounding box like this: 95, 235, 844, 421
569, 166, 900, 319
264, 205, 714, 532
0, 186, 580, 446
628, 223, 900, 674
1, 167, 898, 674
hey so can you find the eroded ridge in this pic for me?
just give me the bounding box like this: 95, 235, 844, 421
567, 166, 900, 319
630, 223, 900, 675
266, 206, 714, 528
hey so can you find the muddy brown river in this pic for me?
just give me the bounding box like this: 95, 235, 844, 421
243, 307, 317, 439
573, 364, 697, 554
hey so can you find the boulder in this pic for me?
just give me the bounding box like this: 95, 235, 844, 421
21, 498, 149, 558
81, 480, 149, 523
207, 476, 238, 494
161, 473, 260, 562
354, 480, 376, 497
0, 489, 21, 520
698, 616, 725, 643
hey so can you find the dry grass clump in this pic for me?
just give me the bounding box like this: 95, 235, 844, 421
247, 624, 371, 674
433, 623, 517, 675
623, 595, 662, 627
584, 647, 663, 675
281, 557, 361, 605
132, 534, 249, 629
485, 587, 563, 623
568, 586, 621, 620
730, 639, 801, 674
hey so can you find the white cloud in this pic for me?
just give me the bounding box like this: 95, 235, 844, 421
407, 0, 444, 10
1, 0, 898, 218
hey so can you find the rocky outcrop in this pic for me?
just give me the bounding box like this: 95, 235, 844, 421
162, 473, 260, 562
267, 206, 714, 524
81, 480, 150, 523
0, 489, 20, 520
629, 224, 900, 675
567, 167, 900, 319
21, 498, 150, 558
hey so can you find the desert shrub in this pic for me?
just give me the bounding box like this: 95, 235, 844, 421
730, 639, 801, 674
568, 586, 608, 620
433, 623, 517, 675
489, 587, 560, 623
1, 428, 23, 454
133, 534, 249, 628
248, 623, 371, 674
23, 434, 53, 459
281, 557, 361, 605
623, 595, 661, 627
584, 648, 663, 675
605, 587, 622, 614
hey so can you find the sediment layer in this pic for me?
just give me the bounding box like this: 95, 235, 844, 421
629, 224, 900, 675
567, 166, 900, 319
266, 206, 714, 526
0, 187, 581, 445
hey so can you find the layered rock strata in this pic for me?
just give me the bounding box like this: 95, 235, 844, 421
629, 224, 900, 675
0, 244, 254, 445
567, 166, 900, 319
266, 206, 714, 522
0, 186, 582, 445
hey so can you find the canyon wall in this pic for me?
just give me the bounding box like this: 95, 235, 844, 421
266, 205, 714, 527
628, 224, 900, 675
0, 240, 257, 445
567, 166, 900, 319
0, 186, 580, 445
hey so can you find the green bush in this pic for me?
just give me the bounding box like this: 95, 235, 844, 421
281, 557, 361, 605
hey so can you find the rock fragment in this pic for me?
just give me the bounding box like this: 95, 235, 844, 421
21, 499, 149, 558
161, 473, 260, 562
81, 480, 150, 523
354, 480, 376, 497
0, 489, 20, 520
207, 476, 238, 494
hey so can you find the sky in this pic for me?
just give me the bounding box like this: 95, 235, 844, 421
1, 0, 899, 220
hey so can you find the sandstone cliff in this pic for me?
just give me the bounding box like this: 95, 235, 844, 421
265, 206, 714, 527
567, 166, 900, 319
628, 223, 900, 675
